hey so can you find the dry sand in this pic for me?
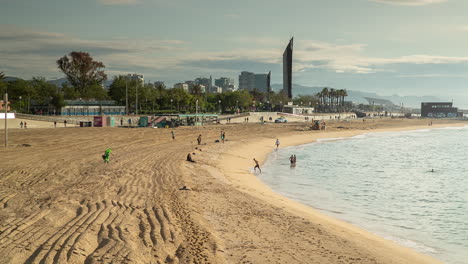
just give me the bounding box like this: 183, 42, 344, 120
0, 118, 464, 263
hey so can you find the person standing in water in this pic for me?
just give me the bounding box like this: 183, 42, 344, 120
253, 158, 261, 173
275, 139, 280, 150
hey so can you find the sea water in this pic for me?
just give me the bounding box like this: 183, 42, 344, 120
258, 126, 468, 264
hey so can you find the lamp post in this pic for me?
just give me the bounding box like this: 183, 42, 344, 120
267, 101, 270, 112
279, 101, 282, 112
218, 100, 221, 114
196, 99, 199, 126
170, 99, 173, 112
136, 82, 139, 115
4, 93, 8, 147
19, 96, 22, 112
236, 100, 239, 114
125, 77, 128, 115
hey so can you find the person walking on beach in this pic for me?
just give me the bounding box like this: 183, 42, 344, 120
20, 121, 23, 129
253, 158, 261, 173
64, 120, 67, 127
275, 139, 280, 150
102, 148, 113, 163
171, 130, 176, 141
220, 130, 225, 143
54, 121, 57, 128
24, 122, 27, 129
197, 134, 202, 145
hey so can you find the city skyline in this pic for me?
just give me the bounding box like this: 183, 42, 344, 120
3, 0, 468, 105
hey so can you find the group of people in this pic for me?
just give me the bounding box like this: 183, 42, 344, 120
19, 121, 27, 129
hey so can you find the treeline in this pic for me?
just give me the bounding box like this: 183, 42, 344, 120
0, 51, 351, 114
0, 75, 66, 113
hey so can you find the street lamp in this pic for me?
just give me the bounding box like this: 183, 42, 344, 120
279, 101, 282, 112
19, 96, 22, 112
218, 100, 221, 114
196, 99, 199, 125
236, 100, 239, 114
267, 101, 270, 112
170, 99, 173, 112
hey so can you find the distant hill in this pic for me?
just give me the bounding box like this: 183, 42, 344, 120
271, 84, 441, 108
47, 78, 69, 87
3, 76, 22, 82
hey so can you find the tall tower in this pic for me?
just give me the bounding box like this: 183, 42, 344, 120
283, 37, 293, 100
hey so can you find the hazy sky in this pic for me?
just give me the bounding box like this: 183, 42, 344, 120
2, 0, 468, 104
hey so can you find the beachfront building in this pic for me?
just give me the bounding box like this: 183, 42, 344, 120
254, 73, 269, 93
283, 104, 314, 114
154, 81, 165, 88
421, 102, 462, 118
174, 83, 189, 92
60, 100, 125, 116
195, 77, 212, 93
239, 71, 255, 91
215, 77, 235, 92
239, 71, 270, 92
127, 74, 144, 83
211, 86, 223, 93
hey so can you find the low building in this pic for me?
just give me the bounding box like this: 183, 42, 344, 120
421, 102, 461, 118
61, 100, 125, 116
174, 83, 189, 92
127, 74, 144, 83
283, 105, 315, 114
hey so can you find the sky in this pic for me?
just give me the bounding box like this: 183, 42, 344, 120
2, 0, 468, 105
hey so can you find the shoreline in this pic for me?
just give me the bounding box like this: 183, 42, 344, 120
215, 120, 468, 263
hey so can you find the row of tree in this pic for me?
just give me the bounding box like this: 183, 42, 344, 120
0, 74, 65, 113
0, 51, 351, 114
315, 87, 349, 113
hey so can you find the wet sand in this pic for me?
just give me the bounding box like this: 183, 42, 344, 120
0, 118, 462, 263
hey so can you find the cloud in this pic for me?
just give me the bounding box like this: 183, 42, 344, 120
398, 73, 468, 78
97, 0, 139, 5
370, 0, 447, 6
4, 25, 468, 87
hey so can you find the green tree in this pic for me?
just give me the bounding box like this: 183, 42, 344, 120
62, 83, 80, 100
168, 87, 191, 112
57, 51, 107, 96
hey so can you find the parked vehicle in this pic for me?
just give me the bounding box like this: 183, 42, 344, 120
275, 117, 287, 123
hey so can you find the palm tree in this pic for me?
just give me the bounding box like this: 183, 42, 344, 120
321, 87, 329, 112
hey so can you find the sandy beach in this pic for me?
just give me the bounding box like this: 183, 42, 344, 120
0, 118, 464, 263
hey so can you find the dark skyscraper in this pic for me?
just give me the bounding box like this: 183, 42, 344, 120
267, 71, 271, 93
283, 37, 293, 99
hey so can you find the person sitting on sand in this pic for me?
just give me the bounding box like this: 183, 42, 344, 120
253, 158, 261, 173
102, 148, 113, 163
187, 153, 195, 162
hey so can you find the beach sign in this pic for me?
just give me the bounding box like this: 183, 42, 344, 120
0, 113, 15, 119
